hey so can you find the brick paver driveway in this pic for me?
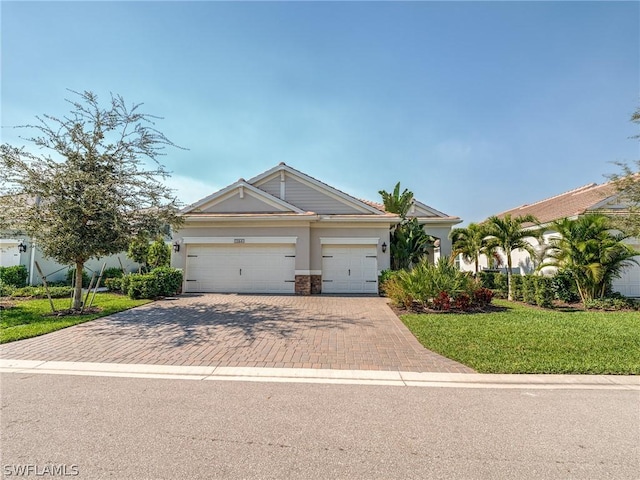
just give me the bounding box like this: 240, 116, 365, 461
0, 294, 473, 373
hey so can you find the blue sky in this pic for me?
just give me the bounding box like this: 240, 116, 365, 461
2, 1, 638, 224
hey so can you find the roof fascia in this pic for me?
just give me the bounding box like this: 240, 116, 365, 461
409, 200, 449, 218
181, 180, 305, 214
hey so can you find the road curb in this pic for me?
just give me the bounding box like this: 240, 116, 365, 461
1, 358, 638, 390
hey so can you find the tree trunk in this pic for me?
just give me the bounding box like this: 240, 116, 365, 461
507, 253, 513, 301
72, 261, 84, 310
474, 254, 479, 282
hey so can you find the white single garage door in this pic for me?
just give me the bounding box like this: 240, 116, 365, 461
321, 245, 378, 294
184, 244, 296, 294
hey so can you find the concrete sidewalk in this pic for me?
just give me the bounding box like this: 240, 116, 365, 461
2, 358, 638, 390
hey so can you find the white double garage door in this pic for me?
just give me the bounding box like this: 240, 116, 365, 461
184, 243, 378, 294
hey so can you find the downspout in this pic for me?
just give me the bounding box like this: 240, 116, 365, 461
28, 195, 41, 286
28, 240, 36, 286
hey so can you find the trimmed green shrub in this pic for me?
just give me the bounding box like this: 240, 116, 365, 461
104, 277, 123, 292
584, 296, 639, 311
494, 273, 508, 298
478, 271, 498, 290
127, 274, 159, 300
510, 275, 523, 301
0, 265, 28, 288
533, 276, 554, 308
103, 267, 124, 279
150, 266, 182, 296
10, 285, 73, 298
551, 270, 580, 303
521, 275, 536, 304
0, 282, 16, 297
122, 267, 183, 299
66, 268, 91, 287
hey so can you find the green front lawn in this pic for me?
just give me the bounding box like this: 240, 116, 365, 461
1, 293, 150, 344
401, 299, 640, 374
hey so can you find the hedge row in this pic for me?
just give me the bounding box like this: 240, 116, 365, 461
105, 267, 182, 299
0, 265, 28, 288
477, 271, 561, 308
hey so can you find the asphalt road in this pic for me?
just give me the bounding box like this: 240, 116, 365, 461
1, 372, 638, 479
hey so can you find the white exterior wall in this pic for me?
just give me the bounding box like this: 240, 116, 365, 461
457, 232, 640, 298
1, 240, 138, 285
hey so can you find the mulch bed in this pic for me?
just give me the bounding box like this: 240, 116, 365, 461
44, 307, 102, 317
388, 302, 506, 315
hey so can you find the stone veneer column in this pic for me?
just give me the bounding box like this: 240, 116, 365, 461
310, 275, 322, 294
295, 275, 311, 295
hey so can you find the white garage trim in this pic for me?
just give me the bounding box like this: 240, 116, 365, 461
181, 236, 298, 244
295, 270, 322, 275
319, 237, 379, 245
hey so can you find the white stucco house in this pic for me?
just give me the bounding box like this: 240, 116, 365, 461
171, 163, 461, 295
458, 181, 640, 298
0, 237, 138, 285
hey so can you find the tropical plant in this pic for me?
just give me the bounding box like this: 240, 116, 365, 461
378, 182, 414, 218
539, 214, 639, 303
384, 257, 480, 310
379, 182, 433, 270
484, 214, 540, 300
450, 223, 492, 275
390, 217, 434, 270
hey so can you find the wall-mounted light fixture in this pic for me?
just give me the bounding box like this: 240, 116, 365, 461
18, 240, 27, 253
173, 241, 180, 253
381, 242, 387, 253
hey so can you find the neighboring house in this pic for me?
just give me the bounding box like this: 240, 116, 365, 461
0, 233, 138, 285
0, 237, 139, 285
171, 163, 461, 295
458, 181, 640, 297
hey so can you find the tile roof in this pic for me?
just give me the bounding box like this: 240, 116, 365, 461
495, 181, 619, 225
358, 198, 460, 221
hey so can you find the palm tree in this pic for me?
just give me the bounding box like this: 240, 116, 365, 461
540, 214, 639, 302
450, 223, 491, 276
379, 182, 414, 218
484, 214, 540, 300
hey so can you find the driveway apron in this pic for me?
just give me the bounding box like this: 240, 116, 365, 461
0, 294, 473, 373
